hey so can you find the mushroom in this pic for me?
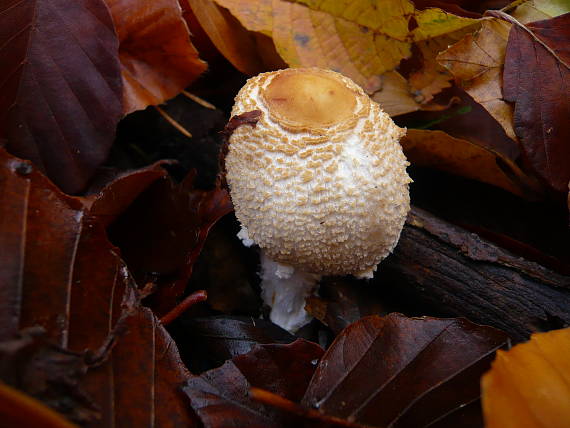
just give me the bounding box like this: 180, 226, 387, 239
225, 68, 411, 332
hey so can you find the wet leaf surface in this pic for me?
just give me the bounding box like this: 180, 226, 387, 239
0, 0, 123, 194
303, 314, 510, 428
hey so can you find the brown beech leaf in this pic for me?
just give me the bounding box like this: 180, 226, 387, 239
503, 13, 570, 194
0, 148, 197, 426
105, 0, 207, 114
401, 129, 535, 197
482, 327, 570, 428
107, 171, 233, 315
305, 278, 387, 336
0, 0, 123, 194
438, 18, 516, 140
302, 314, 510, 428
183, 340, 324, 428
179, 316, 296, 371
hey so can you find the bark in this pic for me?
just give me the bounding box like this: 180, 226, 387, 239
379, 207, 570, 342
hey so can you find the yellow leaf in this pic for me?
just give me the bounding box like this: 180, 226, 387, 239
401, 129, 534, 197
482, 328, 570, 428
213, 0, 479, 116
438, 19, 517, 140
511, 0, 570, 23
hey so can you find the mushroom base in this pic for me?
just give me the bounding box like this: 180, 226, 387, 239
259, 252, 321, 332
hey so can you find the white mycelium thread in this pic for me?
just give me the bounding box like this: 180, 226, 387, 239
226, 68, 411, 331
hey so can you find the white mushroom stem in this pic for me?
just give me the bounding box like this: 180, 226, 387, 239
259, 252, 321, 332
239, 226, 320, 332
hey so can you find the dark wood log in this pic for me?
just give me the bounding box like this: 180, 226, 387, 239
378, 207, 570, 342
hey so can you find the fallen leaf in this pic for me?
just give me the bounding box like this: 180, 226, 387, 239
438, 18, 517, 140
305, 278, 387, 335
105, 0, 207, 113
107, 170, 233, 315
0, 148, 197, 426
481, 327, 570, 428
214, 0, 479, 116
0, 381, 78, 428
511, 0, 570, 23
503, 13, 570, 194
183, 340, 324, 427
185, 0, 281, 75
401, 129, 534, 197
302, 314, 510, 427
177, 315, 296, 372
0, 0, 123, 194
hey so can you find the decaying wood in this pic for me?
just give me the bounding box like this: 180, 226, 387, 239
379, 207, 570, 342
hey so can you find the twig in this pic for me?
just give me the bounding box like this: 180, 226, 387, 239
154, 106, 193, 138
159, 290, 208, 326
182, 90, 216, 110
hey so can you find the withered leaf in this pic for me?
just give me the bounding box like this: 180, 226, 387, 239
503, 13, 570, 194
179, 316, 296, 371
438, 18, 517, 140
214, 0, 479, 116
0, 380, 78, 428
0, 0, 123, 194
107, 170, 233, 315
183, 340, 324, 428
302, 314, 510, 428
482, 327, 570, 428
401, 129, 535, 197
0, 148, 198, 426
105, 0, 207, 113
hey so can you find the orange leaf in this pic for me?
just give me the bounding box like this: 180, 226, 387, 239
0, 383, 77, 428
482, 328, 570, 428
185, 0, 283, 75
401, 129, 535, 197
105, 0, 207, 114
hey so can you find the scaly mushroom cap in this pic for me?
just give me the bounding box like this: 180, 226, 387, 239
226, 68, 411, 276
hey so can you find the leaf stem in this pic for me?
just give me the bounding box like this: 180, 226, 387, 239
159, 290, 207, 325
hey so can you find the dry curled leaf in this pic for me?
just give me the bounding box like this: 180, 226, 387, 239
213, 0, 479, 116
438, 18, 516, 140
511, 0, 570, 24
0, 0, 123, 194
482, 327, 570, 428
105, 0, 207, 113
401, 129, 534, 197
503, 13, 570, 194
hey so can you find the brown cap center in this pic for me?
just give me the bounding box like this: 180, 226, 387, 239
262, 69, 358, 130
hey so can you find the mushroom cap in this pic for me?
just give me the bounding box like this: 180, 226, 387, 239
226, 68, 411, 276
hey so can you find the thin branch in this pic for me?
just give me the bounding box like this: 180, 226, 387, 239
182, 90, 216, 110
154, 106, 192, 138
